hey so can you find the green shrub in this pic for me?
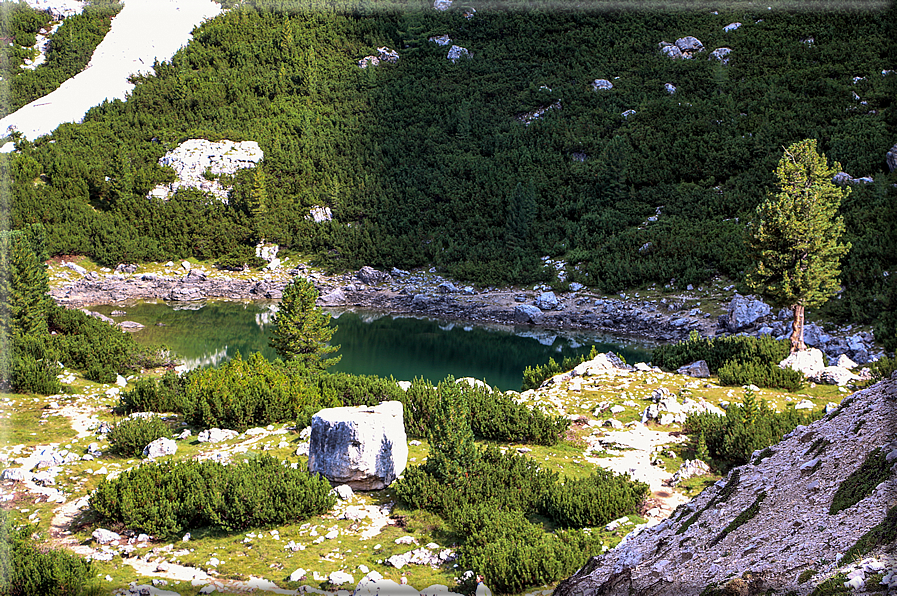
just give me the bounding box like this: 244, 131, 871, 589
0, 509, 97, 596
830, 448, 894, 515
215, 245, 267, 271
452, 503, 605, 595
48, 305, 170, 382
866, 356, 897, 385
521, 346, 598, 391
107, 416, 171, 457
117, 370, 186, 414
9, 353, 61, 395
717, 361, 804, 392
90, 455, 336, 538
180, 352, 326, 432
653, 335, 792, 389
684, 391, 822, 469
540, 470, 649, 529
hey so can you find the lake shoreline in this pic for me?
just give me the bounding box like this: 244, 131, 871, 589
49, 263, 718, 344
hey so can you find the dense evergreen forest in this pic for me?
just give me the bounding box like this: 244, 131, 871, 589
4, 0, 897, 345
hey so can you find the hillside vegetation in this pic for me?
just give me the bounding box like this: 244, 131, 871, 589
5, 0, 897, 346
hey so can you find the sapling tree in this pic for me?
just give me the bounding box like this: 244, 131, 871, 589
746, 139, 850, 353
269, 278, 340, 369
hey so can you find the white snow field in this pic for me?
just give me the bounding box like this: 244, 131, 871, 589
1, 0, 222, 141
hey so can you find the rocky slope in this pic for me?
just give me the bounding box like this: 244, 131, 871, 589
554, 373, 897, 596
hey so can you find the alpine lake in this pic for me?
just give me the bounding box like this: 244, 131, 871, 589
92, 300, 655, 391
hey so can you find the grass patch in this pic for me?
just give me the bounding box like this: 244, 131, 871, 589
830, 448, 894, 514
709, 491, 766, 547
843, 504, 897, 562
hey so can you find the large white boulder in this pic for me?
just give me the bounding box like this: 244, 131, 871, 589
197, 428, 239, 443
143, 437, 177, 459
308, 401, 408, 491
779, 348, 825, 377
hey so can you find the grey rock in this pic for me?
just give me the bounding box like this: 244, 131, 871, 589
447, 45, 470, 63
143, 437, 177, 459
308, 401, 408, 490
779, 348, 826, 377
592, 79, 613, 90
887, 143, 897, 172
726, 293, 771, 331
536, 291, 559, 310
723, 22, 742, 31
437, 281, 459, 293
1, 468, 29, 481
664, 82, 676, 94
115, 263, 138, 274
317, 288, 346, 307
709, 47, 732, 64
675, 36, 704, 55
813, 366, 859, 386
411, 294, 431, 309
357, 266, 391, 286
514, 304, 543, 324
677, 360, 710, 378
197, 428, 239, 443
63, 261, 88, 275
660, 43, 683, 59
92, 528, 121, 544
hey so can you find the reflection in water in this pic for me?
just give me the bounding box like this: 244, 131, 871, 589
182, 345, 230, 371
95, 301, 655, 391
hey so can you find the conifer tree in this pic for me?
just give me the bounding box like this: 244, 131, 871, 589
746, 139, 850, 353
269, 278, 340, 369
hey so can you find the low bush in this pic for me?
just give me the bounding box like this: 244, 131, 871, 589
540, 469, 650, 529
452, 503, 605, 595
107, 416, 171, 457
179, 352, 325, 432
866, 356, 897, 385
90, 455, 335, 538
684, 390, 822, 469
118, 370, 186, 414
48, 305, 170, 382
394, 385, 646, 595
717, 361, 803, 392
401, 378, 568, 445
9, 352, 61, 395
521, 346, 598, 391
0, 509, 99, 596
653, 335, 792, 390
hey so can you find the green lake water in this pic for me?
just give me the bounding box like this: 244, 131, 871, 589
94, 301, 655, 391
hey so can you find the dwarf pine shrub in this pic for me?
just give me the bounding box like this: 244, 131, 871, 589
0, 509, 98, 596
684, 393, 822, 468
91, 455, 335, 538
653, 335, 795, 390
118, 370, 187, 414
107, 416, 171, 457
540, 469, 650, 529
452, 503, 605, 595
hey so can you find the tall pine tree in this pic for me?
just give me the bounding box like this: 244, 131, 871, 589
746, 140, 850, 352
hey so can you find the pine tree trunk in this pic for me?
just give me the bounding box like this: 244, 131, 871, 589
790, 304, 806, 353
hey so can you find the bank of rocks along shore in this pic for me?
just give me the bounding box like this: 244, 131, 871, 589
49, 260, 883, 362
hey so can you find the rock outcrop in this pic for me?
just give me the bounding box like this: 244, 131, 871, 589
555, 373, 897, 596
725, 293, 771, 331
887, 143, 897, 172
147, 139, 263, 202
308, 401, 408, 490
